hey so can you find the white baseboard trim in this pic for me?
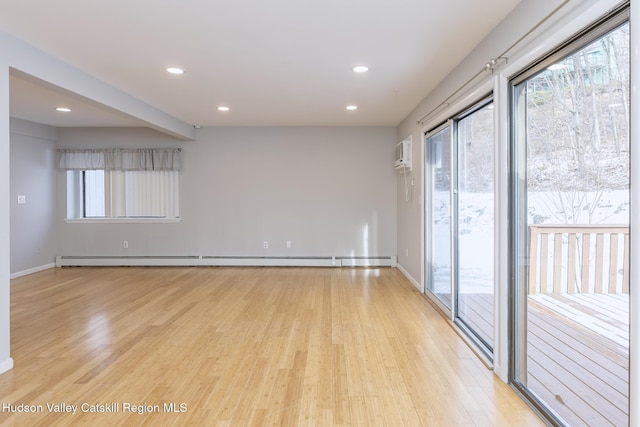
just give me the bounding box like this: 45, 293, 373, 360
201, 256, 338, 267
10, 263, 55, 279
340, 256, 397, 267
0, 358, 14, 375
55, 256, 200, 267
396, 263, 422, 292
55, 255, 397, 268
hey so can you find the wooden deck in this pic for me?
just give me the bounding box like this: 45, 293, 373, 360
457, 292, 629, 426
525, 224, 630, 425
527, 294, 629, 426
457, 292, 493, 346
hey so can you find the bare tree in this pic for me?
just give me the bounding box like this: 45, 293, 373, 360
525, 23, 629, 225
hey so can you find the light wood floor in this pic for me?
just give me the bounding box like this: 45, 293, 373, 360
1, 267, 543, 426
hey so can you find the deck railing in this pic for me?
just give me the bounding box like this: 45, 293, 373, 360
528, 224, 630, 295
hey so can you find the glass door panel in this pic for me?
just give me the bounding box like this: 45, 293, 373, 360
455, 103, 494, 349
512, 20, 630, 426
426, 125, 452, 309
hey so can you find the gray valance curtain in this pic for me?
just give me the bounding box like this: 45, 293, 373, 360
58, 148, 182, 171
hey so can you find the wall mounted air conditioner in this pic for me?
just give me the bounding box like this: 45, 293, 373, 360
394, 138, 412, 171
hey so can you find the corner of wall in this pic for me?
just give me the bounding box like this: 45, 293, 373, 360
0, 357, 13, 375
396, 263, 422, 292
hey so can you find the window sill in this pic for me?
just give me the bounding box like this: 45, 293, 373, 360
64, 218, 181, 224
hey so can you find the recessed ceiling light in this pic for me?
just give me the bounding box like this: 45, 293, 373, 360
353, 66, 369, 73
166, 67, 185, 75
56, 107, 71, 112
346, 105, 358, 111
217, 106, 230, 111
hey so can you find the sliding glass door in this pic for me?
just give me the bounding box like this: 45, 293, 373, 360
425, 100, 495, 354
455, 102, 494, 350
511, 12, 630, 425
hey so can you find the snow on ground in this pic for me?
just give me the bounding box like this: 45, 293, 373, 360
430, 189, 630, 295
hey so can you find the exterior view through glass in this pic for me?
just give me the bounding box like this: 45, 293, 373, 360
512, 20, 630, 426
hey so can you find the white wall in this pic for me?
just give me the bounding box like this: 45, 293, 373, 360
10, 118, 58, 275
56, 126, 398, 259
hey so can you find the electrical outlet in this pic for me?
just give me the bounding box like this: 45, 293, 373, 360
123, 240, 129, 249
286, 241, 291, 248
17, 195, 26, 204
263, 241, 268, 249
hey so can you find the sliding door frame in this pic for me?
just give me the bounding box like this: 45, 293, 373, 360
508, 5, 631, 425
452, 97, 495, 359
424, 120, 454, 317
423, 96, 495, 361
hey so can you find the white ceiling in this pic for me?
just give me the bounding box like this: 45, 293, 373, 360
1, 0, 521, 128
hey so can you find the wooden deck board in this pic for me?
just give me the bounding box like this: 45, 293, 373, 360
527, 305, 629, 386
530, 293, 629, 347
458, 292, 493, 345
432, 291, 494, 346
526, 356, 615, 427
527, 307, 629, 402
527, 302, 629, 426
457, 292, 629, 426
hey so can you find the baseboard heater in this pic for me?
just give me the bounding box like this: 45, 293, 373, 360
55, 255, 397, 268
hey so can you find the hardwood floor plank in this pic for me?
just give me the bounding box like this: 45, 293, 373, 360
1, 267, 543, 426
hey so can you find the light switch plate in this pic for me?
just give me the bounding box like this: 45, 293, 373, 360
17, 195, 26, 204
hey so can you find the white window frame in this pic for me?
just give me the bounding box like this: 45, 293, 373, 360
65, 169, 181, 224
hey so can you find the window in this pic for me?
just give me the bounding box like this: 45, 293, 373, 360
60, 148, 181, 221
67, 170, 180, 219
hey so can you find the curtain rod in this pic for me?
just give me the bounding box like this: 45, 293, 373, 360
416, 0, 571, 126
57, 148, 182, 152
